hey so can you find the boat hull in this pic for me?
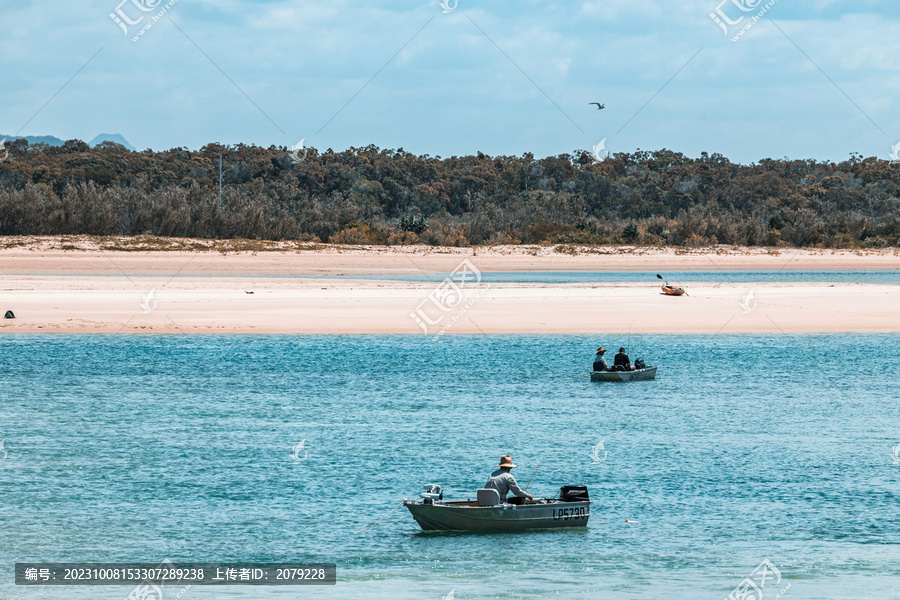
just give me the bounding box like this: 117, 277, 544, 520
591, 366, 657, 382
661, 285, 685, 296
405, 500, 590, 532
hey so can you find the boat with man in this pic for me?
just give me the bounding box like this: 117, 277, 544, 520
404, 484, 591, 532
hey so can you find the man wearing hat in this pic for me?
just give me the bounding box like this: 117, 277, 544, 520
485, 455, 533, 503
593, 347, 608, 372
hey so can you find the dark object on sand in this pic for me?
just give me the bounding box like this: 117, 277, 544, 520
4, 310, 15, 319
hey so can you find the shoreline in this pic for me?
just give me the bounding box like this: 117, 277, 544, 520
1, 241, 900, 277
1, 241, 898, 334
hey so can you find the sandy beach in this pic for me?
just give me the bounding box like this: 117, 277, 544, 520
1, 239, 898, 334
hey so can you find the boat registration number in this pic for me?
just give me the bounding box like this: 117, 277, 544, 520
552, 506, 587, 521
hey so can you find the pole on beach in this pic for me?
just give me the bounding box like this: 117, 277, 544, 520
218, 153, 223, 209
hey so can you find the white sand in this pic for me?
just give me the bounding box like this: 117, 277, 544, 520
0, 241, 898, 333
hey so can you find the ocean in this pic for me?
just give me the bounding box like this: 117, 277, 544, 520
322, 270, 900, 284
13, 270, 900, 284
2, 334, 899, 599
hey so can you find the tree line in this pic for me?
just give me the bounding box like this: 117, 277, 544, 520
1, 138, 898, 248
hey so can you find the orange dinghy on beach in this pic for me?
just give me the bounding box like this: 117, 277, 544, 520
661, 284, 685, 296
657, 274, 687, 296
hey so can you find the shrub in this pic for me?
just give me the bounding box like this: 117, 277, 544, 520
329, 224, 385, 245
398, 215, 428, 235
386, 230, 419, 245
622, 222, 639, 242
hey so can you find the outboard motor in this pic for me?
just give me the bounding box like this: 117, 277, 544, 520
420, 484, 443, 504
560, 485, 589, 502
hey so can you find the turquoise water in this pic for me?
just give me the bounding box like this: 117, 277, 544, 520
13, 270, 900, 284
2, 334, 900, 599
328, 270, 900, 284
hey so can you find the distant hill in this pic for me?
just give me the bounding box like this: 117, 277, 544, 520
0, 133, 135, 151
88, 133, 136, 151
0, 134, 65, 147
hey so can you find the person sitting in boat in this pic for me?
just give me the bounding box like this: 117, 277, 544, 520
614, 347, 635, 371
592, 347, 608, 372
485, 455, 533, 504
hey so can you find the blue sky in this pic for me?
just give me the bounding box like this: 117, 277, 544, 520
1, 0, 899, 163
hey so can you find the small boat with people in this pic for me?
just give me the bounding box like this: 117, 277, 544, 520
404, 455, 590, 532
404, 484, 590, 532
591, 347, 657, 382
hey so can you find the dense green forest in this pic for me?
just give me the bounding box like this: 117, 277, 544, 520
1, 138, 898, 248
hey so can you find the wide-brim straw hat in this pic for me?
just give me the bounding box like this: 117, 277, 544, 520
496, 455, 517, 468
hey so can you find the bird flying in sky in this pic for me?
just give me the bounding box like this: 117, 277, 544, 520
589, 102, 605, 110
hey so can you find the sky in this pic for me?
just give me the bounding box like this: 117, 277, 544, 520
1, 0, 899, 164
